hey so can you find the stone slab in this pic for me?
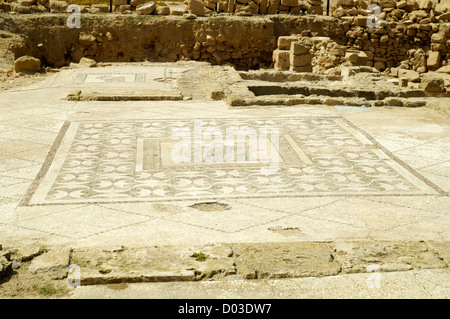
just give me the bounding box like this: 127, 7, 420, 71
70, 244, 235, 285
232, 242, 340, 279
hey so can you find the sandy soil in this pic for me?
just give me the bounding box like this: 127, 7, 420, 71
0, 70, 55, 93
0, 260, 71, 299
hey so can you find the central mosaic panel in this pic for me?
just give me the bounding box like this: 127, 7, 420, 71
24, 117, 441, 205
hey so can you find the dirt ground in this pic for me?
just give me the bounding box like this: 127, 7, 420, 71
0, 261, 70, 299
0, 70, 55, 93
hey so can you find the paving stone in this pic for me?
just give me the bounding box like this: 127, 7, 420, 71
70, 244, 235, 285
331, 241, 448, 274
232, 242, 340, 279
28, 247, 71, 279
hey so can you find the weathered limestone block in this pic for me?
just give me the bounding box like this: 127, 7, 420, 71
308, 0, 322, 5
79, 33, 97, 46
291, 41, 311, 55
217, 0, 228, 12
29, 248, 71, 280
378, 0, 396, 9
188, 0, 205, 15
92, 4, 109, 12
438, 12, 450, 21
116, 4, 131, 12
398, 69, 420, 82
131, 0, 147, 6
290, 65, 313, 72
436, 1, 450, 14
431, 32, 446, 44
290, 53, 313, 67
427, 51, 441, 70
278, 35, 300, 50
338, 0, 354, 7
115, 0, 128, 6
14, 56, 41, 73
204, 1, 217, 10
78, 57, 97, 67
267, 0, 279, 14
19, 0, 37, 6
419, 0, 434, 10
155, 5, 170, 14
280, 0, 297, 6
227, 0, 236, 12
419, 76, 445, 92
373, 61, 386, 71
136, 1, 156, 14
49, 0, 67, 13
259, 0, 268, 14
273, 49, 290, 70
308, 5, 322, 14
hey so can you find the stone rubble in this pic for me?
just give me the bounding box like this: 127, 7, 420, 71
1, 1, 449, 97
0, 0, 323, 15
0, 244, 12, 279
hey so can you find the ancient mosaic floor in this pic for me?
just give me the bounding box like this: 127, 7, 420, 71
22, 116, 443, 206
0, 63, 448, 247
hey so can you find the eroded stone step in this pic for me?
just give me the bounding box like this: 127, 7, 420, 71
4, 241, 447, 285
227, 94, 428, 108
246, 84, 426, 100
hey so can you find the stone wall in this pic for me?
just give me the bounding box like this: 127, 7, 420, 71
274, 34, 348, 73
188, 0, 322, 15
0, 0, 327, 15
336, 0, 450, 72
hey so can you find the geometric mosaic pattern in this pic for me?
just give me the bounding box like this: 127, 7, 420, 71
74, 73, 146, 84
22, 117, 443, 206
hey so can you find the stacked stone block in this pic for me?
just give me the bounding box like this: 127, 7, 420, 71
274, 34, 347, 73
307, 0, 323, 15
290, 41, 313, 72
344, 12, 450, 72
273, 35, 300, 71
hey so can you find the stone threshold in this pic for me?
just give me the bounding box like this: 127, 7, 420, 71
2, 241, 448, 286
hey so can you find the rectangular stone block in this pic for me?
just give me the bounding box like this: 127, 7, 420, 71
290, 41, 311, 55
290, 53, 313, 67
117, 4, 131, 12
280, 0, 297, 6
273, 49, 290, 70
217, 0, 228, 11
227, 0, 236, 12
267, 0, 279, 14
277, 35, 299, 50
290, 65, 313, 73
130, 0, 146, 6
427, 51, 441, 70
92, 4, 109, 12
204, 1, 217, 9
259, 0, 268, 14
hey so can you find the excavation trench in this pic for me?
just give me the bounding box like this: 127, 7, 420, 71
0, 14, 345, 69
